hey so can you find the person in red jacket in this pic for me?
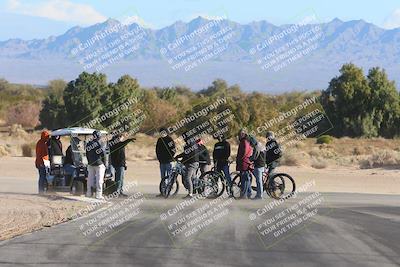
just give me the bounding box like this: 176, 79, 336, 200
236, 129, 253, 199
35, 130, 50, 194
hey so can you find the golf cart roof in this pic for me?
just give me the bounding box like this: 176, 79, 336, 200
50, 127, 108, 136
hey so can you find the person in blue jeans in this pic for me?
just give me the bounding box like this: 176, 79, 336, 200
236, 129, 253, 199
155, 128, 176, 196
249, 136, 266, 199
213, 134, 232, 193
110, 133, 135, 197
35, 130, 50, 194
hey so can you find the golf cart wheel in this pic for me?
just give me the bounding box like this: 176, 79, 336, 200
71, 180, 84, 196
104, 179, 117, 196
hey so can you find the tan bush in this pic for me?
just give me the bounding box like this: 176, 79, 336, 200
280, 150, 309, 166
359, 149, 400, 169
311, 158, 328, 169
21, 143, 35, 157
0, 145, 10, 157
6, 101, 40, 128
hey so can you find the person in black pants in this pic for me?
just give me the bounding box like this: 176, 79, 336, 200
110, 133, 135, 197
212, 134, 232, 187
155, 128, 176, 196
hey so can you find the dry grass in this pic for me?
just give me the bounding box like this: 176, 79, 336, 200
21, 143, 35, 157
359, 149, 400, 169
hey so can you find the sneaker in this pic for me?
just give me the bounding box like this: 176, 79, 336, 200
96, 195, 105, 200
85, 192, 92, 198
252, 196, 262, 200
183, 194, 193, 199
95, 192, 104, 200
119, 193, 128, 198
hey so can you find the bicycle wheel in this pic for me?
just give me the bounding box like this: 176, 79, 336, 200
160, 172, 179, 198
266, 173, 295, 200
201, 175, 219, 199
230, 172, 241, 199
200, 171, 225, 197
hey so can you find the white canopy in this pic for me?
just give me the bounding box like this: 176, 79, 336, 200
50, 127, 108, 136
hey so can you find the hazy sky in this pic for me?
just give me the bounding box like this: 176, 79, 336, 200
1, 0, 400, 40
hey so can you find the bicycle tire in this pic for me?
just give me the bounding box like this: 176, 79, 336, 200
230, 172, 242, 199
200, 174, 219, 199
266, 173, 295, 200
160, 172, 179, 198
200, 171, 225, 197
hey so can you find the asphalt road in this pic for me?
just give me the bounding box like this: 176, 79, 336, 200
0, 192, 399, 267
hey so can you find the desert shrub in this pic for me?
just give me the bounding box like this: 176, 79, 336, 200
359, 149, 400, 169
280, 151, 308, 166
311, 158, 328, 169
316, 135, 333, 144
6, 101, 40, 127
0, 145, 10, 157
21, 143, 35, 157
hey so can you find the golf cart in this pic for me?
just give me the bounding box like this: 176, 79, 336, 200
45, 127, 116, 195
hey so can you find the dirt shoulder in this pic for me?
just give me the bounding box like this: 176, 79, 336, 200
0, 193, 88, 241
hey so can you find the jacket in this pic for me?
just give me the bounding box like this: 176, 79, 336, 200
213, 140, 231, 167
236, 137, 253, 171
35, 131, 49, 168
110, 138, 134, 167
64, 146, 73, 165
48, 137, 63, 157
198, 144, 211, 165
86, 139, 105, 166
156, 136, 176, 163
250, 143, 266, 168
176, 143, 199, 164
265, 139, 282, 164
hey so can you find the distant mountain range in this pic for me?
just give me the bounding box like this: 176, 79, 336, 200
0, 17, 399, 91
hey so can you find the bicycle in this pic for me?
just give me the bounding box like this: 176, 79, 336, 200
199, 160, 235, 197
160, 160, 219, 198
230, 163, 296, 200
159, 161, 182, 198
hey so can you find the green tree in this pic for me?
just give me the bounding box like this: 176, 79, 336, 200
367, 67, 400, 137
321, 63, 373, 137
39, 80, 67, 129
63, 72, 110, 127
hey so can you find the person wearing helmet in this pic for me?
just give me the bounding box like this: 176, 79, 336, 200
86, 130, 106, 200
35, 130, 50, 194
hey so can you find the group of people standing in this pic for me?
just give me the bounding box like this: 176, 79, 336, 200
35, 130, 134, 199
155, 128, 281, 199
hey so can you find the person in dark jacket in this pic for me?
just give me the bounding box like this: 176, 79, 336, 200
63, 137, 81, 186
213, 134, 232, 188
249, 136, 266, 199
110, 133, 135, 197
86, 130, 106, 199
175, 136, 199, 199
236, 129, 253, 199
48, 135, 63, 157
265, 131, 282, 188
196, 139, 211, 174
156, 128, 176, 196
